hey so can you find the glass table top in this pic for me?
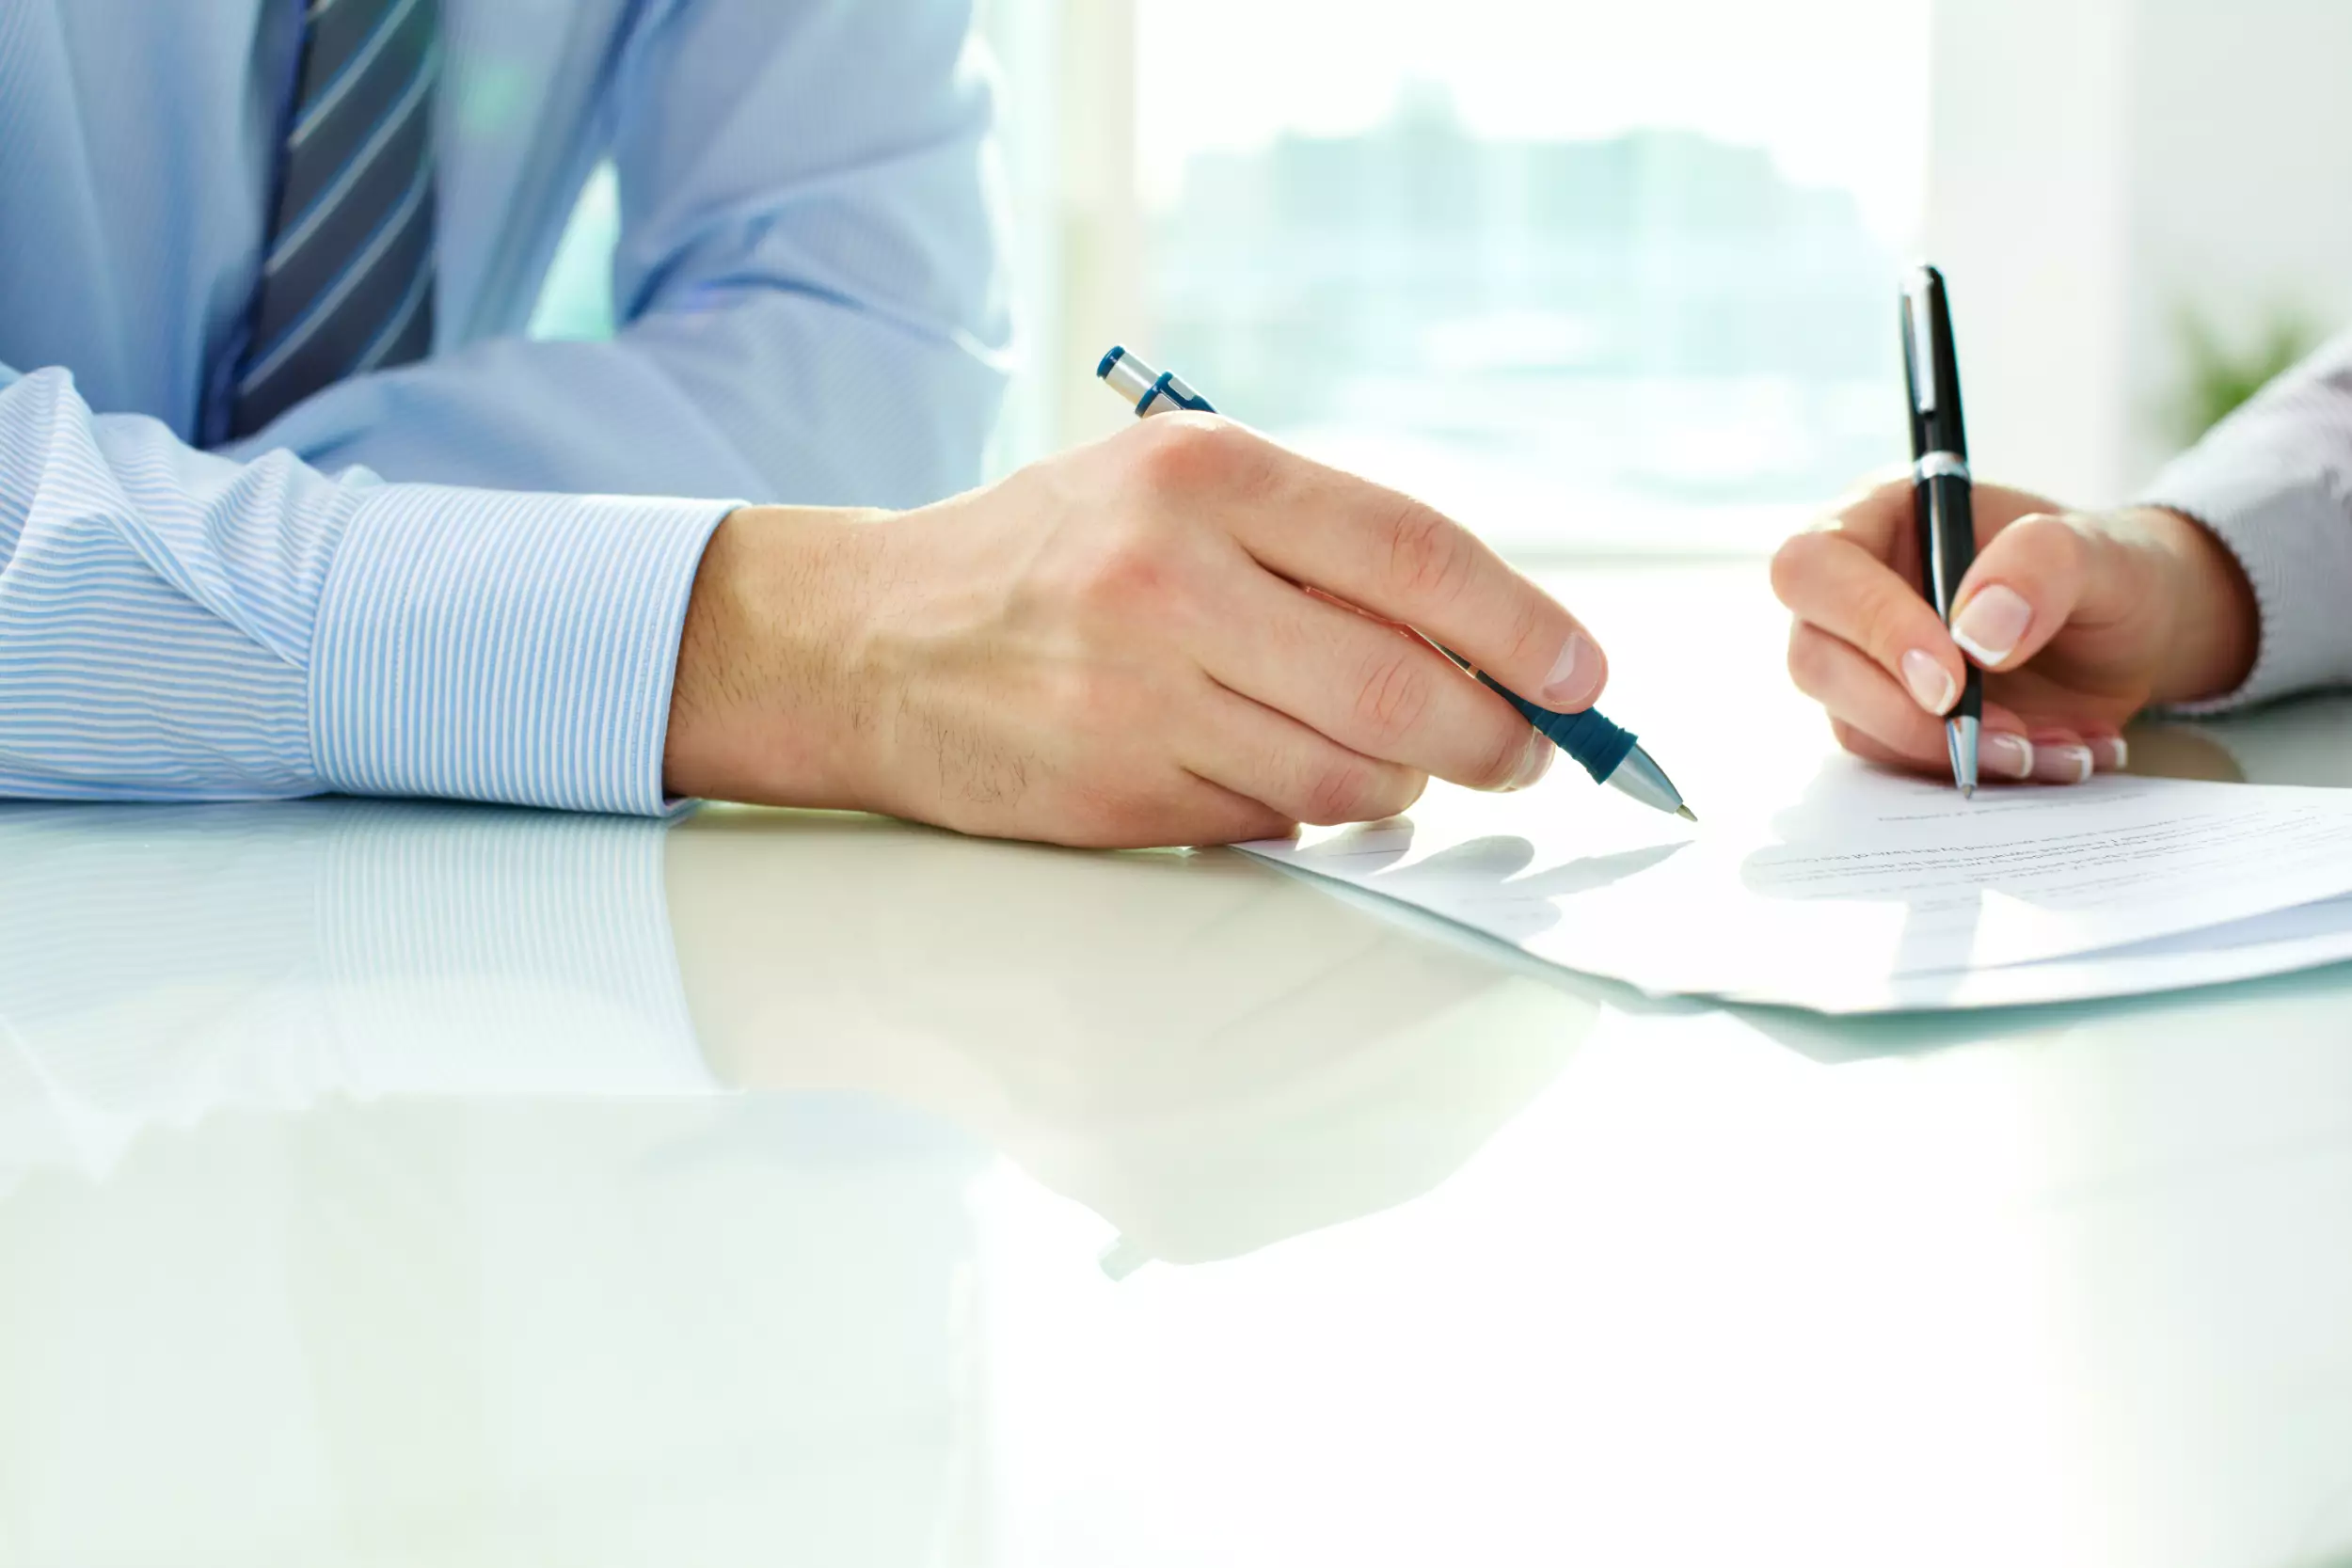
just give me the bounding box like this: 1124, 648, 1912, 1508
4, 564, 2349, 1567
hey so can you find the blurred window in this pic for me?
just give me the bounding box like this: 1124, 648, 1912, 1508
529, 164, 618, 343
532, 2, 1930, 557
1136, 0, 1929, 554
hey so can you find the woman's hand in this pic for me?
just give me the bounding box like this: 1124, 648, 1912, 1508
1770, 475, 2258, 784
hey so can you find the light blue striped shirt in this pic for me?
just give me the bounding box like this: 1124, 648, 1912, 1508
0, 0, 1010, 814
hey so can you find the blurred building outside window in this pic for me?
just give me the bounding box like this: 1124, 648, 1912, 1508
533, 0, 1931, 560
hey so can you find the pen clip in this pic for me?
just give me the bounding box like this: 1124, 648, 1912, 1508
1904, 274, 1938, 419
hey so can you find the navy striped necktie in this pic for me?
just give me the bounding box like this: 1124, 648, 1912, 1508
230, 0, 441, 439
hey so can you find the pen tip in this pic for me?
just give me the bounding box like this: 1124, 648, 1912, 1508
1676, 804, 1698, 823
1961, 784, 1976, 800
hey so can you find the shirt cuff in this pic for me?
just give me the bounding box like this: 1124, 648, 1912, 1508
2139, 441, 2352, 715
309, 485, 735, 814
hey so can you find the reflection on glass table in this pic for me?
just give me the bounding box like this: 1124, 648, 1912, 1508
0, 800, 1597, 1255
3, 661, 2352, 1565
0, 799, 1593, 1563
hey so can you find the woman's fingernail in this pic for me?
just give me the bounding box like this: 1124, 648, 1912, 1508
2033, 742, 2095, 785
1981, 732, 2035, 780
2090, 736, 2129, 772
1952, 585, 2033, 667
1900, 649, 1957, 714
1542, 632, 1603, 708
1508, 729, 1554, 791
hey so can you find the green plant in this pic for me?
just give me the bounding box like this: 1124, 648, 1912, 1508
2169, 303, 2325, 444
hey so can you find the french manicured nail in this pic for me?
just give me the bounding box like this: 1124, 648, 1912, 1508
1509, 729, 1554, 791
1980, 732, 2035, 780
1951, 585, 2032, 667
1542, 632, 1603, 708
2090, 736, 2129, 772
2034, 742, 2095, 785
1899, 649, 1957, 714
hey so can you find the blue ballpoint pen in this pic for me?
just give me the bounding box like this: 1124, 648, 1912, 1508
1097, 346, 1695, 822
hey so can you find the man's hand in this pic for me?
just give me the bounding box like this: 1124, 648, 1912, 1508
663, 417, 1610, 847
1770, 475, 2260, 784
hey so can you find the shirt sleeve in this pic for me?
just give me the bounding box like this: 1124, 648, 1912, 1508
219, 0, 1011, 513
2139, 328, 2352, 711
0, 363, 730, 812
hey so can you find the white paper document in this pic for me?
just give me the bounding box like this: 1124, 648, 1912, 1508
1918, 892, 2352, 1012
1239, 764, 2352, 1013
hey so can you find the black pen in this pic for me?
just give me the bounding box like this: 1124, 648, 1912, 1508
1901, 264, 1980, 797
